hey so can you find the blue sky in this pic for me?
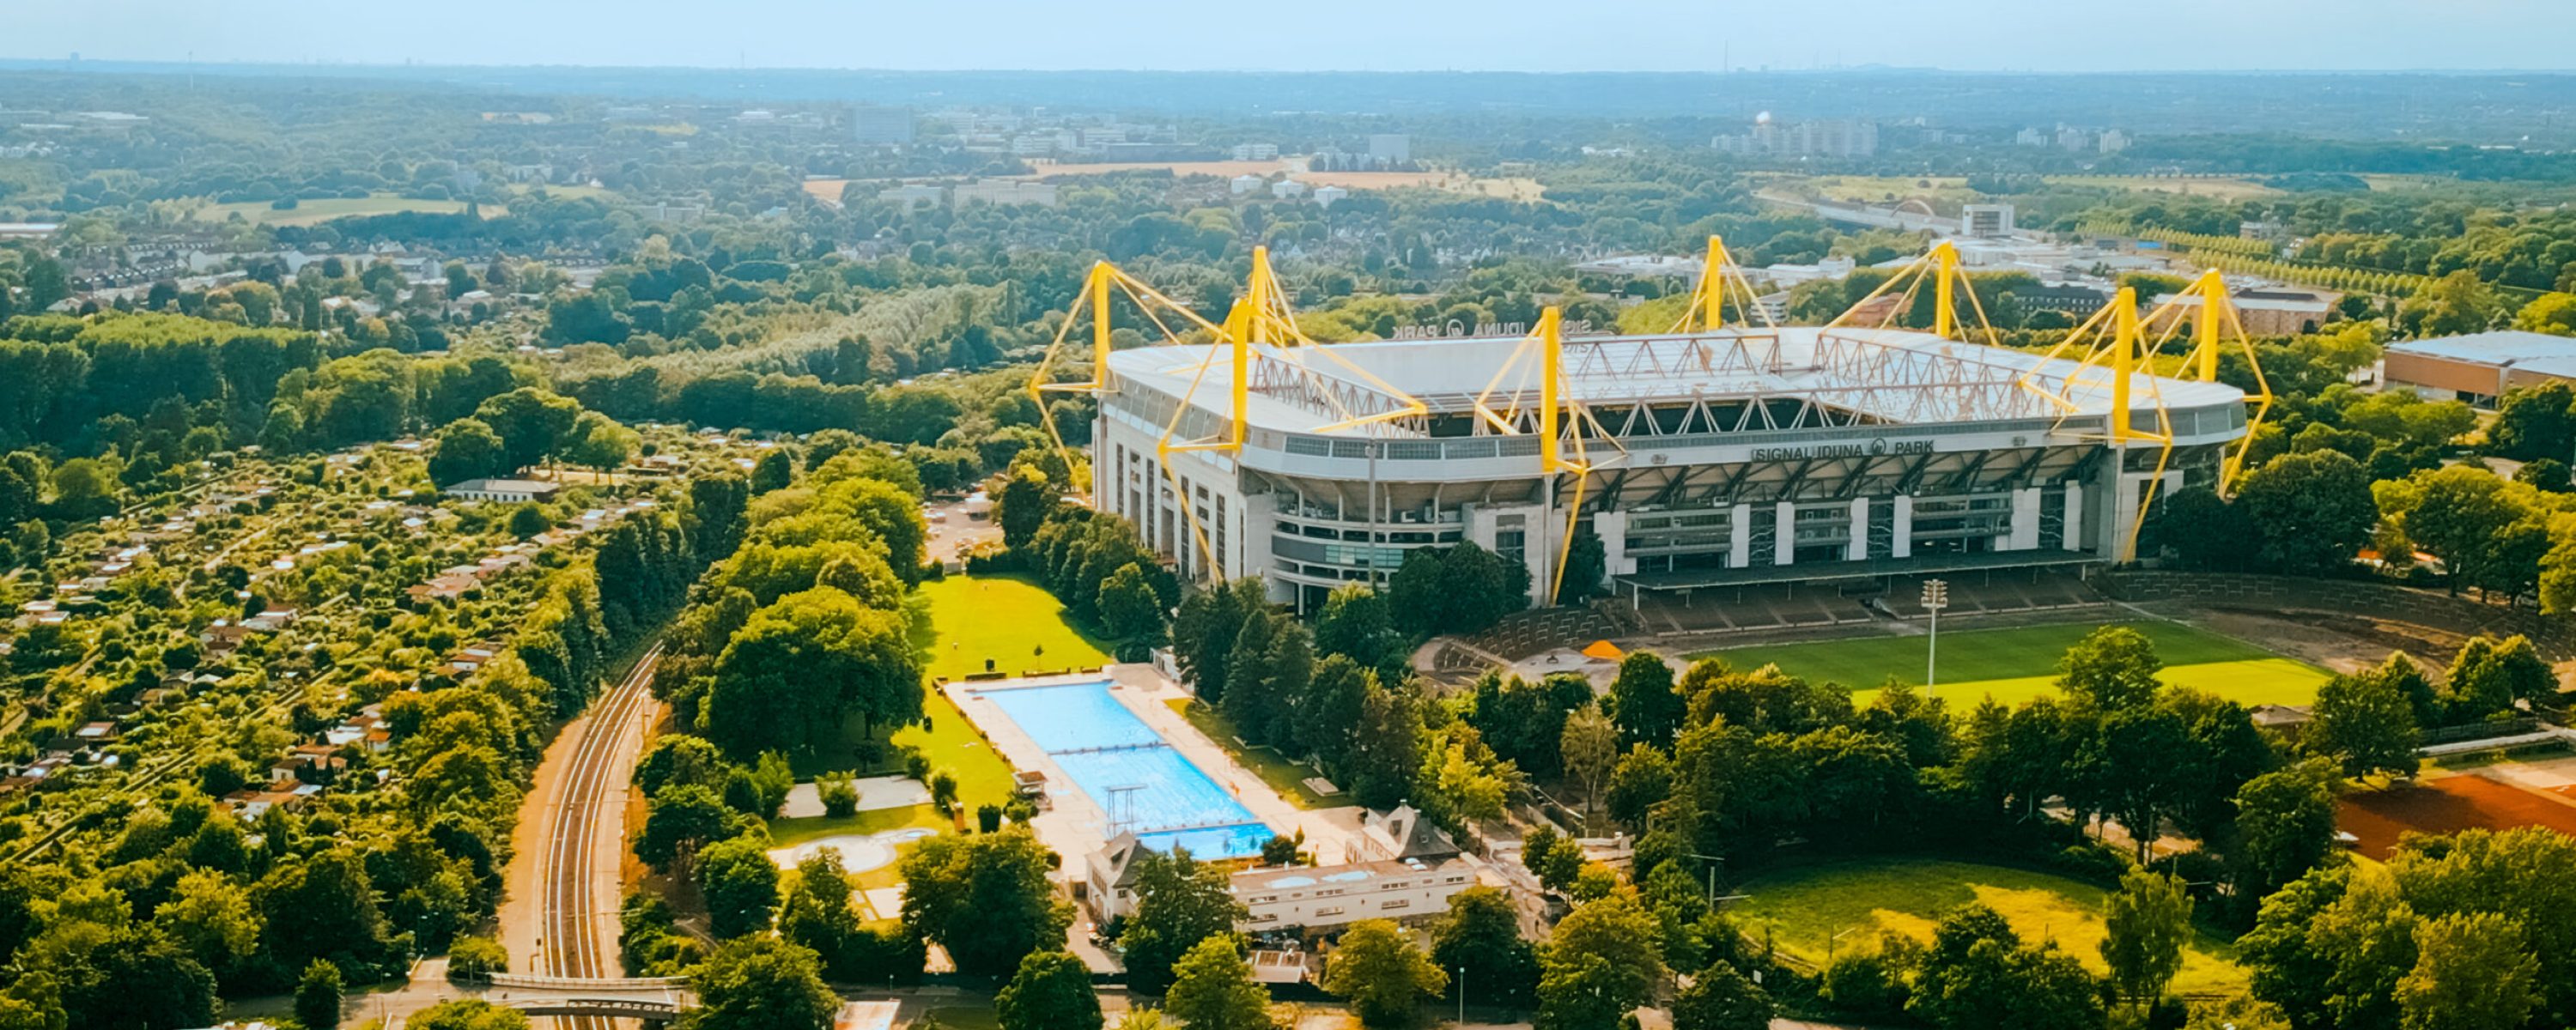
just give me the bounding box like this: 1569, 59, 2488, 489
6, 0, 2567, 72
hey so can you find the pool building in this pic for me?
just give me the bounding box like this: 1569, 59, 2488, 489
1088, 803, 1476, 933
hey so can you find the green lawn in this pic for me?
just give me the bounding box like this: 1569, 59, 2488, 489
1734, 857, 2248, 996
915, 574, 1111, 682
1693, 621, 2331, 708
896, 575, 1110, 812
1170, 699, 1331, 809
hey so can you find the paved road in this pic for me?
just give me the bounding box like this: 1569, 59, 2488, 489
537, 643, 664, 1027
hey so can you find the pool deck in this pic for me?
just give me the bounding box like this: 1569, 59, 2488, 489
945, 665, 1373, 959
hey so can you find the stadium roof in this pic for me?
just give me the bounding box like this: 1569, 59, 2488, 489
1107, 325, 2245, 436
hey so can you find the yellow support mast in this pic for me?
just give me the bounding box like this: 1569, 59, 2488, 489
1932, 240, 1960, 339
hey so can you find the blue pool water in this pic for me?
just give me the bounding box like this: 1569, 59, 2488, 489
976, 681, 1270, 859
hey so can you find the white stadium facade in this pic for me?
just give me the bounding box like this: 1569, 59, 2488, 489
1053, 244, 2265, 614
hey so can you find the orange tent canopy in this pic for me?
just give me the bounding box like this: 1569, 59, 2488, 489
1581, 639, 1625, 662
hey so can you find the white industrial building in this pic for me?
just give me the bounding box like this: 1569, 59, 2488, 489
1086, 805, 1474, 933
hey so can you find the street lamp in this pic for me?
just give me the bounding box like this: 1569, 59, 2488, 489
1921, 579, 1949, 689
1455, 965, 1466, 1026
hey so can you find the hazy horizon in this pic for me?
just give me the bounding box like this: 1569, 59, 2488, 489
9, 0, 2571, 75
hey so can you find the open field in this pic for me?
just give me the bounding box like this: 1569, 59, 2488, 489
1735, 857, 2248, 996
1776, 173, 1983, 209
1168, 699, 1333, 809
1297, 169, 1546, 201
2043, 174, 2281, 201
1030, 157, 1291, 179
191, 195, 487, 227
1695, 620, 2332, 707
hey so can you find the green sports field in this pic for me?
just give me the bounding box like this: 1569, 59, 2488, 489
1734, 857, 2248, 996
1693, 621, 2330, 707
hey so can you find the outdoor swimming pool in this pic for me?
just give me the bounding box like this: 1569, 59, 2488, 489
976, 680, 1271, 859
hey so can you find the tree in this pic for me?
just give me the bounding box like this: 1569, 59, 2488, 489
447, 936, 509, 978
999, 950, 1103, 1030
1669, 961, 1774, 1030
635, 785, 738, 874
751, 450, 793, 493
1604, 743, 1675, 830
1560, 705, 1619, 822
696, 834, 782, 938
2104, 869, 2193, 1010
1321, 919, 1448, 1027
409, 1001, 532, 1030
2489, 382, 2576, 462
2235, 450, 2377, 573
47, 457, 118, 519
687, 936, 840, 1030
993, 464, 1060, 549
428, 418, 510, 485
1164, 936, 1272, 1030
1608, 652, 1682, 748
2310, 670, 2421, 779
1098, 562, 1165, 641
2230, 758, 2341, 901
1314, 585, 1402, 675
705, 589, 920, 759
899, 827, 1072, 978
2396, 912, 2539, 1030
1431, 887, 1538, 1009
2057, 626, 2162, 711
1121, 848, 1248, 996
563, 410, 641, 473
1537, 891, 1665, 1030
295, 960, 344, 1030
778, 851, 863, 977
1388, 542, 1526, 637
473, 388, 583, 471
2397, 270, 2506, 338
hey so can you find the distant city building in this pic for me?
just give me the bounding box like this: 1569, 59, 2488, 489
1231, 142, 1280, 161
951, 180, 1059, 209
1231, 174, 1268, 196
2239, 220, 2290, 243
2057, 126, 2092, 151
2098, 129, 2131, 154
1712, 116, 1877, 158
1961, 203, 2017, 239
878, 184, 944, 209
1311, 185, 1350, 209
1269, 179, 1309, 200
2015, 127, 2049, 147
1366, 133, 1412, 165
853, 105, 915, 145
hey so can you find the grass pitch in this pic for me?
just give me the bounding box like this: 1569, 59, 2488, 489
1693, 620, 2330, 708
1734, 857, 2248, 996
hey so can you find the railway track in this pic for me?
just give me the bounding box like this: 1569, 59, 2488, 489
538, 641, 664, 1029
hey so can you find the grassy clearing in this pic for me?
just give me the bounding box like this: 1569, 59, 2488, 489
2043, 174, 2281, 202
887, 575, 1113, 814
192, 195, 489, 227
1694, 621, 2330, 708
914, 574, 1111, 682
1735, 857, 2248, 996
1168, 699, 1332, 809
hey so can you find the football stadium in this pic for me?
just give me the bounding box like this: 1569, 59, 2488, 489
1043, 240, 2270, 614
